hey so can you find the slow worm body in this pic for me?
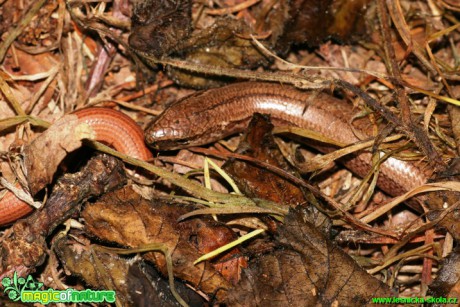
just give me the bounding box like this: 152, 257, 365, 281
73, 108, 153, 161
0, 108, 152, 226
146, 82, 432, 198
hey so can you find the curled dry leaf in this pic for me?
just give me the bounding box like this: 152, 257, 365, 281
24, 114, 94, 194
193, 219, 248, 286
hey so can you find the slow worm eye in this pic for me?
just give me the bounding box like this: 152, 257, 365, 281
176, 139, 190, 145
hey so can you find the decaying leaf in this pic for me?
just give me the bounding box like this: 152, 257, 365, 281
24, 114, 94, 194
223, 114, 308, 207
223, 113, 331, 232
55, 235, 205, 307
426, 159, 460, 240
220, 115, 392, 305
428, 247, 460, 306
225, 208, 394, 306
82, 186, 250, 300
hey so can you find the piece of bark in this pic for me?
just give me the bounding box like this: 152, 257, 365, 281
224, 208, 394, 306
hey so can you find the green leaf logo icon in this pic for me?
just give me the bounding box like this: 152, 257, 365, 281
2, 272, 21, 302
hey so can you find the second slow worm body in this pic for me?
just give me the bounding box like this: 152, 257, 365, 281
146, 82, 433, 198
0, 108, 152, 226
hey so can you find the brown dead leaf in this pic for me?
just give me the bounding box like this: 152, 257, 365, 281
24, 114, 94, 194
223, 113, 331, 232
428, 247, 460, 307
225, 208, 394, 306
55, 235, 206, 307
195, 220, 248, 285
223, 114, 308, 207
81, 186, 245, 300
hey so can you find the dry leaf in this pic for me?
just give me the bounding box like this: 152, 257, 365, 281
225, 208, 394, 306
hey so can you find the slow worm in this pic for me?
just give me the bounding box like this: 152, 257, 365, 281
146, 82, 432, 198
